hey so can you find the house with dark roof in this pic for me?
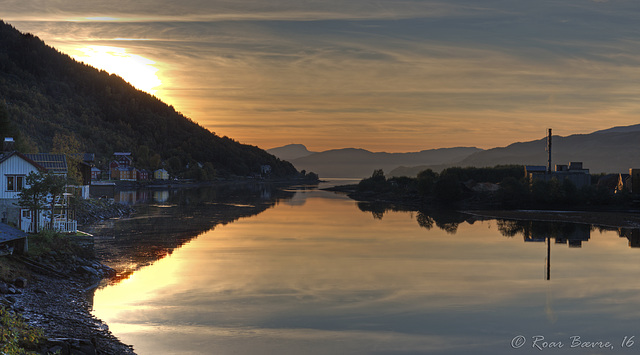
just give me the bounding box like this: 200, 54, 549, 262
109, 152, 137, 181
137, 169, 150, 181
0, 142, 78, 233
0, 151, 46, 230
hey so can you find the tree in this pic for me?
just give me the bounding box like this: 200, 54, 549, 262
17, 172, 68, 232
18, 172, 49, 233
52, 132, 82, 185
417, 169, 438, 196
0, 102, 12, 138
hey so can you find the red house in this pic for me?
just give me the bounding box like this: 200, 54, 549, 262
137, 169, 150, 181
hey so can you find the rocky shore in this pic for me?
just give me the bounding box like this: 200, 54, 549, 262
1, 254, 136, 354
75, 198, 135, 226
0, 199, 138, 355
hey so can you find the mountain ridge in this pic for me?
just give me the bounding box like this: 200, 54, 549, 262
268, 145, 482, 178
0, 20, 297, 178
272, 125, 640, 178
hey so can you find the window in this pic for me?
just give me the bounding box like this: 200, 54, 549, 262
6, 175, 25, 192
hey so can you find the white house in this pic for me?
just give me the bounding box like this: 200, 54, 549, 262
0, 151, 77, 233
0, 151, 45, 229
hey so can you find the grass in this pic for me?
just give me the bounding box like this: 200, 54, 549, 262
26, 230, 92, 259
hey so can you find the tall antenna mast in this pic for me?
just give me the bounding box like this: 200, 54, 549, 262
546, 128, 552, 174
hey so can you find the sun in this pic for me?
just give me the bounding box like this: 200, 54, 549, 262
70, 45, 162, 94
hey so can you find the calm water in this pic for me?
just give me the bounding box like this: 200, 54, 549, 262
90, 182, 640, 354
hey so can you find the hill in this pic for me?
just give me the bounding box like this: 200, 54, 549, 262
267, 144, 316, 161
389, 128, 640, 176
287, 147, 482, 178
0, 20, 297, 178
457, 130, 640, 174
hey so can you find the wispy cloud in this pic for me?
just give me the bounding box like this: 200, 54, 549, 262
5, 0, 640, 150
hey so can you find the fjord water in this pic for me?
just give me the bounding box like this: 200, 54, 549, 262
91, 183, 640, 354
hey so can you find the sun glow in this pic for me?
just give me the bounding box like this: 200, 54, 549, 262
70, 45, 162, 94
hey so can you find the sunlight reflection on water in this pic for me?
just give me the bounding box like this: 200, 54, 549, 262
92, 184, 640, 354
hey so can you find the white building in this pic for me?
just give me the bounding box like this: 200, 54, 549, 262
0, 151, 77, 233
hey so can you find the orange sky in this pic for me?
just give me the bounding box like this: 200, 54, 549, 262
4, 1, 640, 152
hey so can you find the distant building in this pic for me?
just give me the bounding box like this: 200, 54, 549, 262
113, 152, 133, 167
112, 166, 137, 181
91, 167, 101, 181
525, 162, 591, 188
137, 169, 150, 181
154, 168, 169, 180
260, 165, 272, 177
630, 169, 640, 193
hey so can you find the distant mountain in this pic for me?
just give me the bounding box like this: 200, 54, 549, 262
0, 20, 297, 178
455, 128, 640, 174
592, 124, 640, 134
267, 144, 316, 161
289, 147, 482, 178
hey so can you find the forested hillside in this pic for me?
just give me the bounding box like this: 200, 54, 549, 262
0, 20, 298, 178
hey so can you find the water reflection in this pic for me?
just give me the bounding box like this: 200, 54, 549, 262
356, 201, 469, 234
86, 182, 297, 284
92, 185, 640, 355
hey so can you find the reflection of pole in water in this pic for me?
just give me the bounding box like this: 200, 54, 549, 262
546, 236, 551, 280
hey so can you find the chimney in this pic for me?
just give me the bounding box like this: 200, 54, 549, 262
546, 129, 552, 174
3, 137, 14, 152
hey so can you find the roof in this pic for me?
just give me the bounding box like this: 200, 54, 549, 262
0, 223, 27, 244
113, 152, 132, 156
24, 153, 68, 174
91, 166, 101, 172
0, 151, 47, 171
525, 166, 547, 173
71, 153, 95, 163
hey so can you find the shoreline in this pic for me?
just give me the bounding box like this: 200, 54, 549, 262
12, 257, 136, 354
325, 184, 640, 230
1, 199, 138, 354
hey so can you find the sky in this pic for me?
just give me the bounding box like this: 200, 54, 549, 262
3, 0, 640, 152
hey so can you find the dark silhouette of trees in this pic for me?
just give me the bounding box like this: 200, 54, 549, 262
353, 164, 634, 210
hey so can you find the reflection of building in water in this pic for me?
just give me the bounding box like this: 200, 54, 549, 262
154, 190, 169, 203
522, 222, 591, 248
116, 190, 151, 205
618, 228, 640, 248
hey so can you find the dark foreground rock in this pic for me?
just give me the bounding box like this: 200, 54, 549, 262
1, 254, 135, 354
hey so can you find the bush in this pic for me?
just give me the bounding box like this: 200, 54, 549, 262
28, 230, 89, 258
0, 307, 46, 354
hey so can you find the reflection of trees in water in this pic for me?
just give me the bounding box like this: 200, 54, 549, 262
357, 200, 640, 248
356, 201, 467, 234
88, 183, 295, 285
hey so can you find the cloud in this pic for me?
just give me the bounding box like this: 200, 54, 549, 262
5, 0, 640, 150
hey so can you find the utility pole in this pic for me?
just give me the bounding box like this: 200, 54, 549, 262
546, 128, 552, 174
